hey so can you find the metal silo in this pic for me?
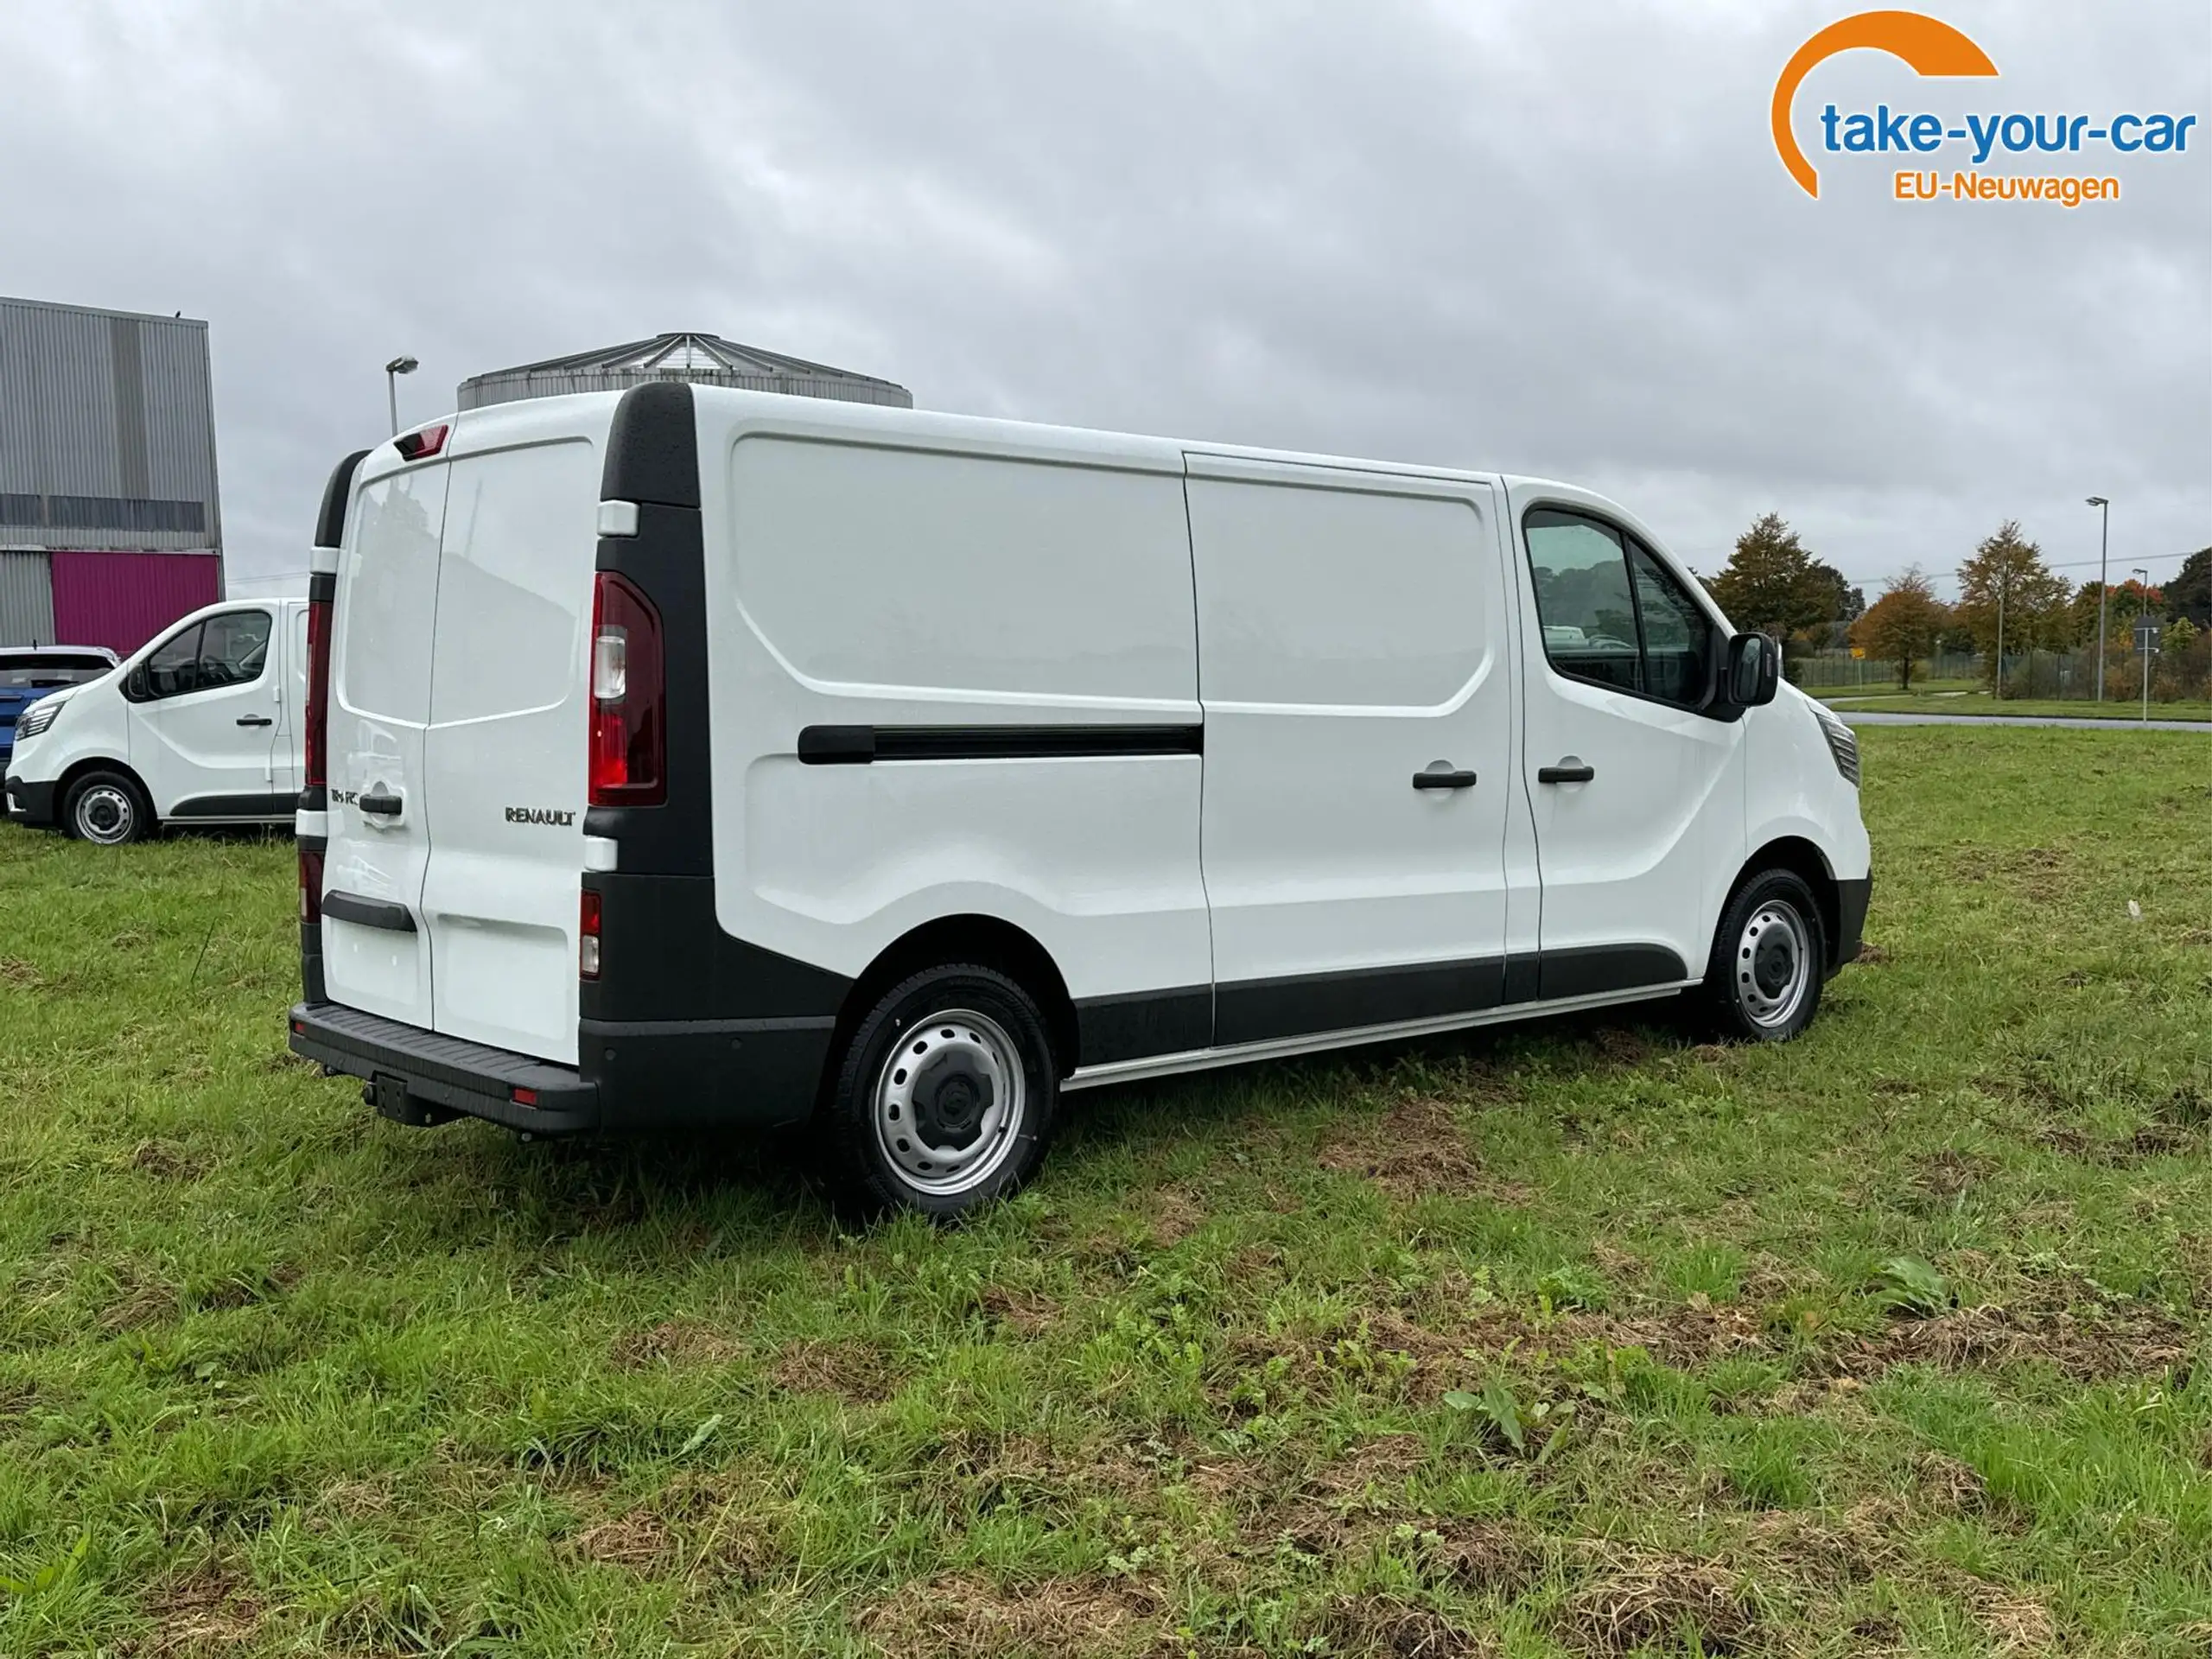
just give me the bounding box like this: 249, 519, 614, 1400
457, 332, 912, 411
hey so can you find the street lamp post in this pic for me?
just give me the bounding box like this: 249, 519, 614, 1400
385, 354, 419, 437
2086, 496, 2109, 702
2133, 566, 2151, 721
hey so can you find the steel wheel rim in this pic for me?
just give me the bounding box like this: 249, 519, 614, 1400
75, 785, 134, 845
1735, 900, 1810, 1029
873, 1007, 1026, 1197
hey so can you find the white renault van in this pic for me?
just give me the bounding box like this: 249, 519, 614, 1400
287, 384, 1870, 1214
3, 598, 310, 843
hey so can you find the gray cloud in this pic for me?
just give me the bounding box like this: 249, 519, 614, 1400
2, 0, 2203, 595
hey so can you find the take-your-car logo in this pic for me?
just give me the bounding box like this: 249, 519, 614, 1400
1771, 10, 2198, 205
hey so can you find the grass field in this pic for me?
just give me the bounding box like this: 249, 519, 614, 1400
3, 728, 2209, 1657
1818, 690, 2212, 725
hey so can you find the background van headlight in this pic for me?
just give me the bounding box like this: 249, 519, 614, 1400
14, 698, 66, 742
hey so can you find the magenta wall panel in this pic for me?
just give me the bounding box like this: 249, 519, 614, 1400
48, 551, 219, 656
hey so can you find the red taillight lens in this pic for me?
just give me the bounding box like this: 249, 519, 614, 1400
579, 887, 602, 980
298, 846, 325, 925
393, 423, 448, 462
304, 595, 333, 789
588, 572, 664, 806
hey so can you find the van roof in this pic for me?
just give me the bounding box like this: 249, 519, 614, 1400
378, 385, 1632, 534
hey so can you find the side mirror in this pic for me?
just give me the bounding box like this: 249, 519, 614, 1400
1726, 632, 1780, 707
124, 664, 149, 702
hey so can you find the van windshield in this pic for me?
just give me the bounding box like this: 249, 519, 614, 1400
0, 652, 112, 690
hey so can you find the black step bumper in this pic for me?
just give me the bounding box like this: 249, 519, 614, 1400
289, 1001, 599, 1135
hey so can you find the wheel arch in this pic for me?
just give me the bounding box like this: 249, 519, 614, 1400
1721, 836, 1840, 974
54, 756, 155, 824
829, 914, 1079, 1088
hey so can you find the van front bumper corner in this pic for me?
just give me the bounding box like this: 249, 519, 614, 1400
289, 1001, 600, 1135
4, 774, 57, 827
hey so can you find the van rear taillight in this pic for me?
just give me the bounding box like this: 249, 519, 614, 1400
579, 887, 602, 980
304, 594, 333, 789
299, 846, 325, 925
588, 572, 664, 806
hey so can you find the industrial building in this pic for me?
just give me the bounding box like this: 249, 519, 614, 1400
0, 296, 224, 654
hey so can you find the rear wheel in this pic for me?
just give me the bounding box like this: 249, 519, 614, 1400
1703, 868, 1825, 1041
826, 963, 1058, 1217
62, 770, 152, 846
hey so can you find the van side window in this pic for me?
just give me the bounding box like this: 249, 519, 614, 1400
1522, 510, 1642, 694
142, 624, 205, 699
197, 610, 272, 690
1628, 543, 1713, 707
1524, 510, 1715, 710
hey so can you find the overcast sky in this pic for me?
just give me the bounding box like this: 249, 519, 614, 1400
3, 0, 2205, 596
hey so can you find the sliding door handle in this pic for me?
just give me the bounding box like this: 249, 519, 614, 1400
235, 715, 274, 728
1538, 761, 1595, 785
1411, 767, 1478, 791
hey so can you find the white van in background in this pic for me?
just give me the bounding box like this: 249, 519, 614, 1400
3, 599, 310, 843
287, 384, 1871, 1215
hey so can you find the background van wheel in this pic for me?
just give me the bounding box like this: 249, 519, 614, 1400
61, 771, 152, 846
827, 963, 1058, 1217
1703, 868, 1825, 1042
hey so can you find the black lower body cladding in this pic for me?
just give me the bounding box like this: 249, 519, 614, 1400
1831, 874, 1872, 974
4, 775, 57, 826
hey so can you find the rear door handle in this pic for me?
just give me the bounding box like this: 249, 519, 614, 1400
1538, 761, 1595, 785
236, 715, 273, 728
358, 789, 403, 817
1411, 767, 1478, 791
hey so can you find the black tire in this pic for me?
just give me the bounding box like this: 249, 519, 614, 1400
826, 963, 1058, 1217
1702, 868, 1826, 1042
60, 769, 153, 847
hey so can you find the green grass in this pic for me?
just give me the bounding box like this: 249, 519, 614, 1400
3, 728, 2209, 1656
1819, 689, 2212, 724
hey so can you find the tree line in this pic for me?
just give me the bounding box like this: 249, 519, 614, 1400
1700, 514, 2212, 693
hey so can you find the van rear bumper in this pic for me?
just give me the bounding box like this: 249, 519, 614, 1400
288, 1001, 600, 1135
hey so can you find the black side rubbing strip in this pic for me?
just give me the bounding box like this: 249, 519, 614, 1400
322, 891, 418, 932
798, 724, 1205, 765
1534, 943, 1688, 1002
1074, 985, 1214, 1068
1215, 956, 1507, 1049
168, 791, 295, 819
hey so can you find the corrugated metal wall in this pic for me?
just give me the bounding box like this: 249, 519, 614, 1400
0, 296, 224, 557
0, 551, 55, 645
50, 550, 218, 656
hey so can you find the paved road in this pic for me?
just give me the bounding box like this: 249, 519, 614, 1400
1840, 711, 2212, 732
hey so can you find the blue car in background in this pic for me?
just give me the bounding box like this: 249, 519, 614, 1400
0, 646, 118, 772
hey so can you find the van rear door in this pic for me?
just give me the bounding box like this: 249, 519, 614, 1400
417, 430, 602, 1062
321, 457, 449, 1029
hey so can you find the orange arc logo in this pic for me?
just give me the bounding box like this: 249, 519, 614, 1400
1771, 10, 1999, 197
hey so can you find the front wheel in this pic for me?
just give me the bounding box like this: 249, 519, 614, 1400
62, 770, 153, 846
825, 964, 1059, 1217
1702, 869, 1825, 1042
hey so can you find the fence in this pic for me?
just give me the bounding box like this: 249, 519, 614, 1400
1793, 638, 2212, 704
